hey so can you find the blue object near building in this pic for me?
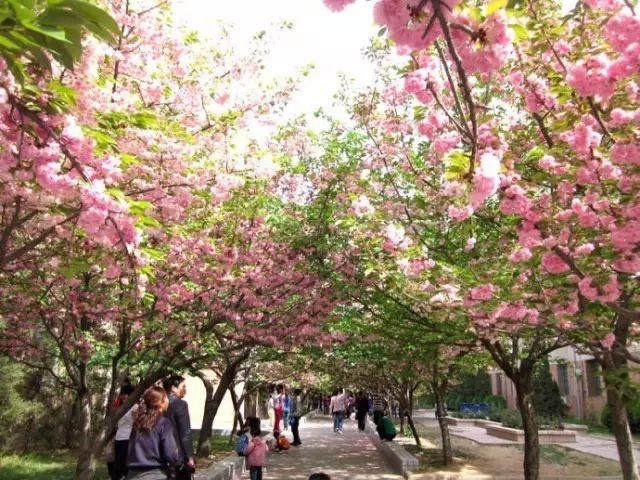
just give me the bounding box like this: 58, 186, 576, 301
458, 402, 489, 415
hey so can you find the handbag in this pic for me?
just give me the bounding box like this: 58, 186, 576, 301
103, 439, 116, 463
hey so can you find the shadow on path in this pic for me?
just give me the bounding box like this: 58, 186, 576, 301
261, 415, 403, 480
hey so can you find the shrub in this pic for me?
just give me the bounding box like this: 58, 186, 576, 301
485, 394, 507, 410
488, 405, 503, 422
500, 409, 523, 429
601, 401, 640, 434
532, 358, 565, 421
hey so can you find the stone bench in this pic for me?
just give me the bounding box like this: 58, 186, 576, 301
564, 423, 589, 432
196, 454, 244, 480
366, 419, 419, 478
484, 424, 576, 443
444, 417, 499, 428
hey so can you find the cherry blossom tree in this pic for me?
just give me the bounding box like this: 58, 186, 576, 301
322, 1, 639, 478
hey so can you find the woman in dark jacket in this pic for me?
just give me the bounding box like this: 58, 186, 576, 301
126, 386, 181, 480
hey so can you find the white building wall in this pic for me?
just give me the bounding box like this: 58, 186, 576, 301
182, 371, 244, 430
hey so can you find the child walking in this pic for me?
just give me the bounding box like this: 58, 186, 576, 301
244, 423, 269, 480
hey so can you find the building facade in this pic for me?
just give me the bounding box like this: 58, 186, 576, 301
490, 346, 608, 420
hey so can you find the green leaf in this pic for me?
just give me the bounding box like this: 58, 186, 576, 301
53, 0, 120, 39
510, 23, 529, 42
61, 258, 91, 278
23, 23, 70, 43
444, 150, 471, 180
0, 35, 21, 50
485, 0, 508, 15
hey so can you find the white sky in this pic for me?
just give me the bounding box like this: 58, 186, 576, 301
173, 0, 379, 123
172, 0, 576, 125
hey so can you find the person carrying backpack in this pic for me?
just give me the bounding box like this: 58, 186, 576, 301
236, 417, 260, 456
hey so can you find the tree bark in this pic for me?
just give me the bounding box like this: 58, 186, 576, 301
196, 364, 237, 457
432, 381, 452, 466
406, 413, 422, 448
74, 388, 96, 480
601, 355, 640, 480
65, 392, 80, 448
406, 386, 421, 447
515, 370, 540, 480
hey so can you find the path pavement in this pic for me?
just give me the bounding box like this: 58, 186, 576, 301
413, 409, 640, 463
255, 415, 403, 480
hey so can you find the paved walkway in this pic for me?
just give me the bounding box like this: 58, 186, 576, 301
414, 410, 640, 463
256, 415, 403, 480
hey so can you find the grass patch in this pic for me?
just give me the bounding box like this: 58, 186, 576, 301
0, 452, 108, 480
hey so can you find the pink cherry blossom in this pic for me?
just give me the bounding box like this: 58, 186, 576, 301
541, 252, 570, 274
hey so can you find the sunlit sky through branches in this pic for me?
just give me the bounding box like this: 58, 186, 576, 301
174, 0, 577, 124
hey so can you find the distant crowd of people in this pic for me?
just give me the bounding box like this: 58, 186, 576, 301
325, 389, 397, 441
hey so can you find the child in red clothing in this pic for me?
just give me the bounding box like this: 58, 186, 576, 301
244, 424, 269, 480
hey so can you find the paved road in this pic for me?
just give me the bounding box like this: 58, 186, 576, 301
257, 415, 403, 480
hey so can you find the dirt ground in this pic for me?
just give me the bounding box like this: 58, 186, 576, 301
397, 425, 622, 479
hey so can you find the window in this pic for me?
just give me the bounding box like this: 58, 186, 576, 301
557, 364, 570, 396
586, 360, 603, 397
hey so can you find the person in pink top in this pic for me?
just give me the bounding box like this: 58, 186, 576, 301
244, 424, 269, 480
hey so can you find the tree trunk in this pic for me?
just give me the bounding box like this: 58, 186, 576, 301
74, 388, 96, 480
432, 381, 452, 465
196, 365, 237, 457
64, 393, 80, 448
231, 386, 244, 433
602, 358, 640, 480
406, 413, 422, 448
515, 372, 539, 480
227, 384, 244, 445
406, 387, 421, 447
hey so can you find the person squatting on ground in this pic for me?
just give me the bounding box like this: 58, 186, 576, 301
376, 414, 397, 442
244, 423, 269, 480
290, 388, 304, 446
108, 381, 137, 480
163, 375, 195, 479
329, 388, 346, 434
125, 386, 181, 480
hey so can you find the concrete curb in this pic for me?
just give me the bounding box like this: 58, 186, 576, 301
365, 418, 419, 479
196, 454, 245, 480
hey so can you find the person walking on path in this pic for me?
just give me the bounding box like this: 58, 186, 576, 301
329, 388, 346, 434
108, 381, 137, 480
371, 392, 386, 426
163, 375, 194, 480
355, 392, 369, 432
270, 384, 285, 433
244, 423, 269, 480
282, 387, 291, 431
126, 386, 181, 479
290, 388, 304, 446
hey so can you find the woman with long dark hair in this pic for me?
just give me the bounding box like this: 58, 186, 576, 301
126, 386, 180, 480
